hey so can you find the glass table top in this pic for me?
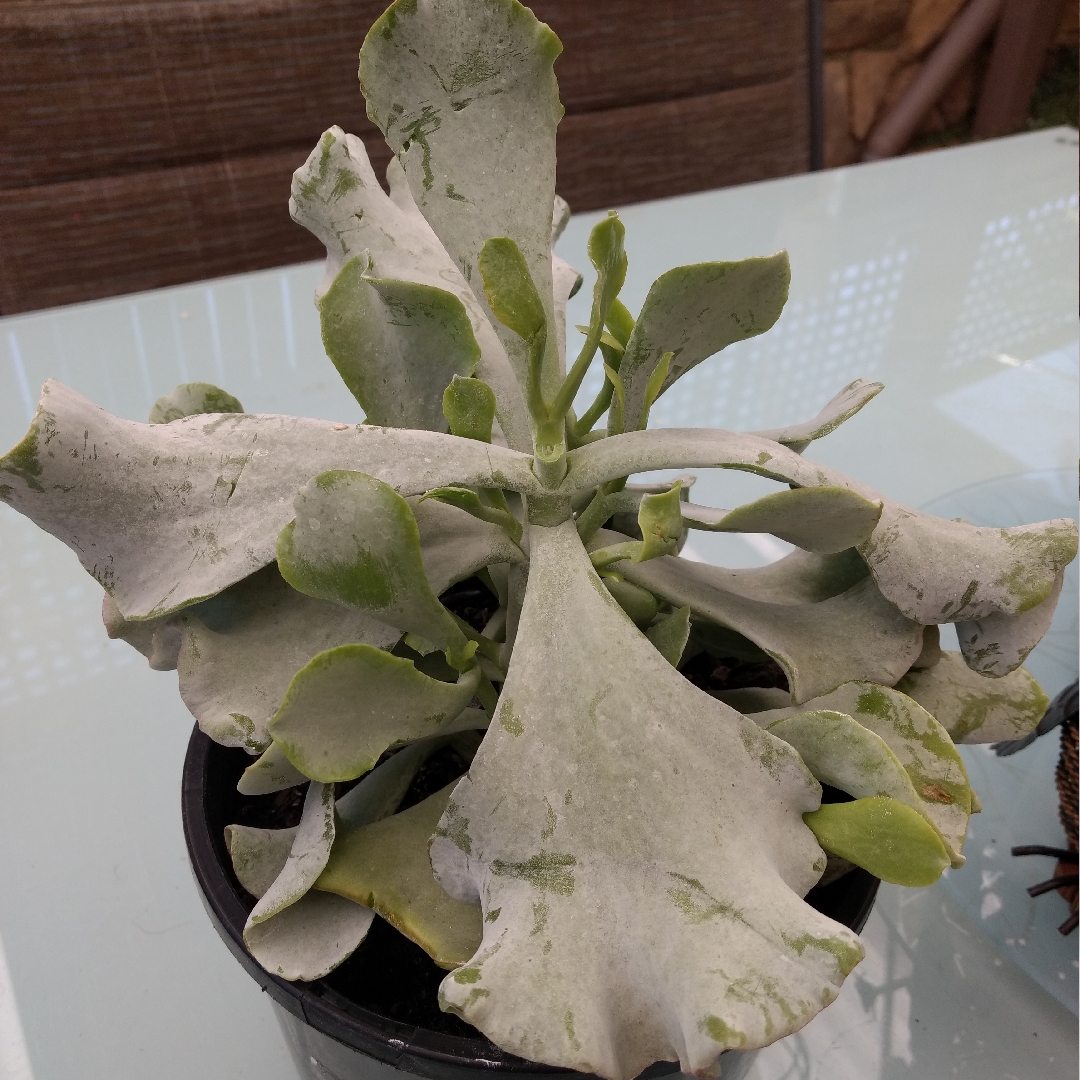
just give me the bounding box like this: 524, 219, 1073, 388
0, 127, 1077, 1080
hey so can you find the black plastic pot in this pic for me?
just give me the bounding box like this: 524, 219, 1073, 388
182, 726, 880, 1080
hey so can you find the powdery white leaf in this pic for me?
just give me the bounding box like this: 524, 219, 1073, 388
290, 129, 529, 449
698, 548, 871, 607
101, 594, 181, 670
244, 891, 376, 982
560, 427, 869, 497
858, 503, 1077, 624
249, 781, 336, 926
239, 740, 310, 796
682, 487, 882, 554
765, 711, 933, 825
750, 683, 972, 867
955, 571, 1064, 676
750, 379, 883, 452
268, 644, 481, 782
317, 781, 484, 969
894, 651, 1048, 744
360, 0, 564, 402
430, 519, 862, 1080
226, 825, 298, 899
614, 255, 790, 433
0, 381, 541, 620
608, 536, 923, 704
552, 251, 582, 375
412, 495, 526, 587
176, 564, 400, 752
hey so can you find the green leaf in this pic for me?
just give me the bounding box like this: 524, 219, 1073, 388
602, 577, 659, 628
803, 796, 950, 887
360, 0, 563, 401
319, 258, 480, 431
317, 781, 484, 969
431, 518, 862, 1078
683, 487, 882, 554
604, 297, 635, 347
421, 486, 523, 545
443, 376, 497, 442
149, 382, 243, 424
751, 682, 972, 866
276, 471, 468, 660
268, 644, 482, 782
478, 237, 547, 344
646, 605, 691, 666
613, 253, 790, 432
290, 128, 529, 450
637, 481, 683, 561
895, 650, 1049, 744
0, 381, 542, 620
751, 379, 883, 452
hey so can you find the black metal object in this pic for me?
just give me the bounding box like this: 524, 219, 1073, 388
183, 725, 879, 1079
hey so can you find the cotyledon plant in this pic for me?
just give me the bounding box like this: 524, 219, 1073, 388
1, 1, 1076, 1077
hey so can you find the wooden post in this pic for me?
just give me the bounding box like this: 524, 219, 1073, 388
972, 0, 1064, 137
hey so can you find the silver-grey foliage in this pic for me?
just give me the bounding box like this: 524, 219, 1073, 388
0, 1, 1074, 1077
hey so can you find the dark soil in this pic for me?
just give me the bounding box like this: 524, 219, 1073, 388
680, 652, 789, 696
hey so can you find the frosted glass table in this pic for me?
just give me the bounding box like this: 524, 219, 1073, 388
1, 127, 1077, 1080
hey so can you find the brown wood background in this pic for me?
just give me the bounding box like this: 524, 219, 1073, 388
0, 1, 811, 314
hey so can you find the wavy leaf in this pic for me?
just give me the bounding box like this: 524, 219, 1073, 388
290, 128, 529, 448
176, 564, 399, 752
243, 891, 376, 982
894, 651, 1048, 744
614, 255, 790, 432
317, 782, 484, 968
0, 381, 540, 620
955, 571, 1063, 676
611, 537, 922, 703
766, 710, 927, 812
858, 503, 1077, 623
269, 644, 482, 782
238, 740, 311, 795
430, 519, 862, 1079
360, 0, 564, 401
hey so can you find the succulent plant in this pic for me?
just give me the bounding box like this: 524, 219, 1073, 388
1, 1, 1075, 1077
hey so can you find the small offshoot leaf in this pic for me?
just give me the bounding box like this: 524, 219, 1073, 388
803, 796, 950, 887
443, 375, 497, 442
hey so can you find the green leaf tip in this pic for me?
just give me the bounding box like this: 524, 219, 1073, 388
803, 795, 950, 886
478, 237, 546, 344
149, 383, 243, 424
443, 376, 497, 442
